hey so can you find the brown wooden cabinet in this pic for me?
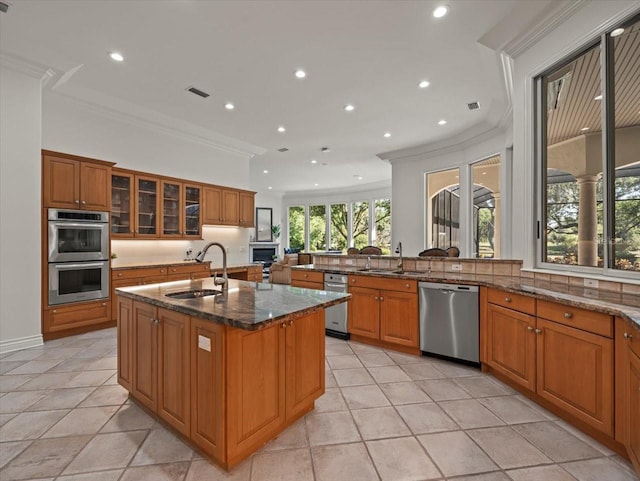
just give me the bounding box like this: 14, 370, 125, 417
44, 299, 111, 335
227, 265, 263, 282
615, 317, 640, 473
111, 171, 135, 237
130, 300, 191, 435
43, 151, 112, 210
202, 186, 256, 227
161, 180, 182, 238
485, 303, 536, 391
239, 191, 255, 227
483, 288, 614, 437
119, 299, 325, 469
348, 275, 418, 350
290, 270, 323, 289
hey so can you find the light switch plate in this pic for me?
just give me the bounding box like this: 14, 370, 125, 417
584, 279, 599, 288
451, 263, 462, 271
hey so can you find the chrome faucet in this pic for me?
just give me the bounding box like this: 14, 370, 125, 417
365, 256, 372, 270
195, 242, 228, 292
395, 242, 403, 270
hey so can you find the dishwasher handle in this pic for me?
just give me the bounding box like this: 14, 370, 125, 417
325, 282, 347, 290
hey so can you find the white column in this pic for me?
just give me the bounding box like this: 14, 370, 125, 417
493, 192, 501, 259
576, 175, 599, 267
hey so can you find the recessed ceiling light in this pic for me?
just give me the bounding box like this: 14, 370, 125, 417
263, 170, 269, 174
224, 103, 235, 110
294, 69, 307, 79
384, 132, 391, 138
268, 186, 273, 190
482, 172, 487, 175
109, 52, 124, 62
344, 104, 355, 112
581, 127, 590, 132
418, 80, 430, 89
277, 126, 286, 133
438, 119, 447, 125
314, 183, 319, 187
311, 160, 317, 164
611, 28, 625, 37
433, 5, 448, 18
354, 175, 363, 180
594, 94, 603, 100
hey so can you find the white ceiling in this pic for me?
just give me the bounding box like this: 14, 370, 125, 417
0, 0, 550, 194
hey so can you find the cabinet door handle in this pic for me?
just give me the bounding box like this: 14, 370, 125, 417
288, 320, 294, 326
118, 272, 123, 277
535, 328, 542, 334
101, 302, 106, 307
81, 200, 86, 205
75, 199, 80, 204
52, 309, 58, 314
504, 297, 511, 303
281, 322, 286, 329
379, 296, 384, 301
527, 326, 534, 331
623, 332, 633, 340
564, 312, 573, 319
374, 296, 378, 301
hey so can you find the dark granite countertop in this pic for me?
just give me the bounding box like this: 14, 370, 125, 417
292, 264, 640, 329
116, 277, 350, 331
111, 260, 208, 270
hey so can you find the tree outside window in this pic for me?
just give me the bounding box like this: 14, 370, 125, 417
288, 206, 305, 251
330, 203, 348, 251
309, 205, 327, 251
373, 199, 391, 254
352, 201, 369, 250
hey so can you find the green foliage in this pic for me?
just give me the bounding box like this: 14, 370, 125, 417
309, 205, 327, 251
330, 204, 348, 250
288, 206, 305, 250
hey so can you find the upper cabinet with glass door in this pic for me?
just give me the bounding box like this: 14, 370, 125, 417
111, 171, 135, 237
135, 175, 160, 238
183, 184, 202, 238
161, 180, 182, 238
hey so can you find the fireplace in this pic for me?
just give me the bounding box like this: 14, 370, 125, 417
249, 242, 279, 268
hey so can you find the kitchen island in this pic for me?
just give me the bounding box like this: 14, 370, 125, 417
115, 277, 349, 469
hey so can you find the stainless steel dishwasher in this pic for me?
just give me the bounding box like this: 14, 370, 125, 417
324, 273, 349, 340
419, 282, 479, 364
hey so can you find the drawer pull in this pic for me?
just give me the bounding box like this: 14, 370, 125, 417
504, 297, 511, 303
288, 320, 294, 326
535, 328, 542, 334
281, 322, 286, 329
172, 268, 177, 272
52, 309, 58, 314
118, 272, 123, 277
527, 326, 534, 331
624, 332, 633, 340
563, 312, 573, 319
304, 274, 308, 278
405, 283, 410, 288
101, 303, 106, 307
160, 269, 165, 273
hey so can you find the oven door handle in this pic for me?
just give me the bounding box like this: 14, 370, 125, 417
50, 222, 107, 229
52, 262, 107, 270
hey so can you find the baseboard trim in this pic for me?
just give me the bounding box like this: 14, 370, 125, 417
0, 334, 44, 354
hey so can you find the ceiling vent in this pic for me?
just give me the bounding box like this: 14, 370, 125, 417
321, 147, 331, 153
186, 86, 210, 98
0, 2, 9, 13
467, 101, 480, 111
277, 147, 289, 153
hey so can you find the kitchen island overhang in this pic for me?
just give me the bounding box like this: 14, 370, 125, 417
115, 278, 350, 469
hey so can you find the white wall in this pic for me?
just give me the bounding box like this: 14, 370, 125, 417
510, 0, 639, 268
0, 65, 45, 352
390, 131, 509, 258
43, 91, 257, 265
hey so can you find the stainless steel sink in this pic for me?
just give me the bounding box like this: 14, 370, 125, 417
357, 268, 396, 273
165, 289, 222, 299
392, 270, 428, 275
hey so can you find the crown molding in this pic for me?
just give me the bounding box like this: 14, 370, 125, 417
502, 0, 589, 57
46, 88, 266, 159
0, 51, 55, 82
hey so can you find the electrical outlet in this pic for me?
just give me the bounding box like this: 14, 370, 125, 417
451, 263, 462, 271
584, 278, 599, 288
345, 259, 354, 265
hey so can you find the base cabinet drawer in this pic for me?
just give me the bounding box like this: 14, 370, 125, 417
45, 300, 111, 332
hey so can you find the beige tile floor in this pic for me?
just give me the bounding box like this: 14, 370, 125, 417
0, 327, 638, 481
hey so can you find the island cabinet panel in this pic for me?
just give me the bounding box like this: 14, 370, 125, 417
132, 300, 158, 412
379, 290, 419, 348
536, 318, 613, 436
286, 310, 325, 419
226, 323, 286, 464
191, 319, 226, 462
348, 286, 380, 339
486, 303, 536, 392
116, 296, 133, 391
157, 308, 191, 437
615, 317, 640, 472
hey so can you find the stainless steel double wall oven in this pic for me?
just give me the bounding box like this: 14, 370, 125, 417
47, 209, 110, 305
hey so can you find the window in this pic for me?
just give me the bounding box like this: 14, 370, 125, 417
309, 205, 327, 252
288, 206, 305, 251
536, 15, 640, 274
472, 156, 501, 258
286, 198, 391, 253
352, 201, 369, 249
373, 199, 391, 254
330, 203, 348, 251
426, 168, 460, 249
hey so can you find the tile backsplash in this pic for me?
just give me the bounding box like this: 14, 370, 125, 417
310, 254, 639, 293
